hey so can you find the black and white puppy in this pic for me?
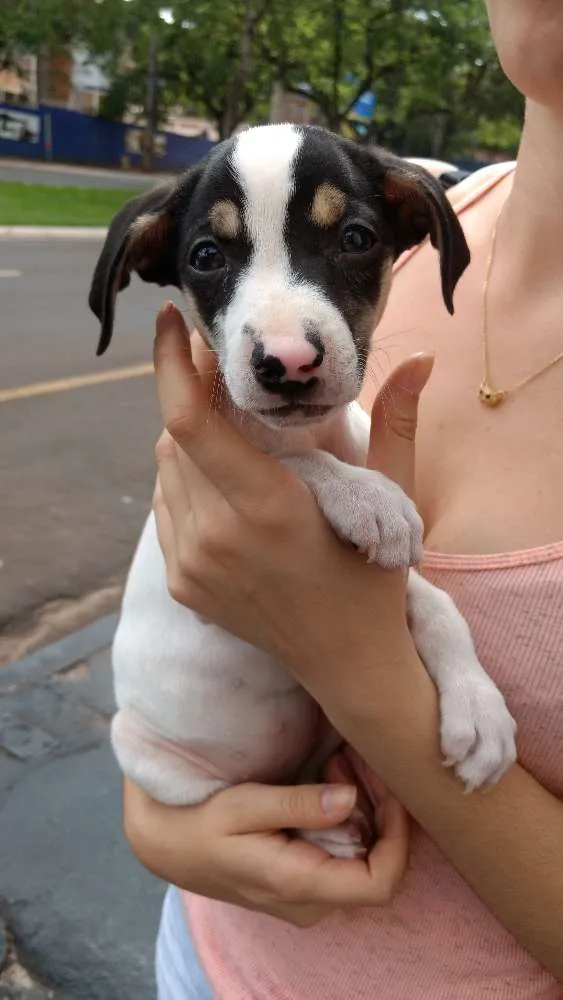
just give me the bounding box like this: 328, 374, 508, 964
90, 124, 516, 857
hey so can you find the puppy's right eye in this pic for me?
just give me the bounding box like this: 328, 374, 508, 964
190, 241, 225, 272
340, 224, 376, 254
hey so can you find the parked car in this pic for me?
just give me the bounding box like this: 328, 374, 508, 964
405, 156, 472, 191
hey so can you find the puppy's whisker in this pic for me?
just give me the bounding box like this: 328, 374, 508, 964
371, 324, 422, 347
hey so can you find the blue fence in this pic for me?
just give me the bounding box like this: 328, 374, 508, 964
0, 102, 506, 177
0, 102, 215, 173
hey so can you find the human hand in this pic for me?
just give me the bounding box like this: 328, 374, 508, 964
123, 758, 409, 928
152, 301, 433, 708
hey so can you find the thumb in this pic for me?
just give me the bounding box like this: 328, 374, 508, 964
222, 782, 358, 836
368, 352, 434, 497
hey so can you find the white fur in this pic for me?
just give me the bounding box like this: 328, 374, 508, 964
216, 125, 364, 420
232, 124, 300, 268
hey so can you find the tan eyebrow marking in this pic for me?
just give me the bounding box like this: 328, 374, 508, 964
310, 182, 347, 228
209, 199, 241, 239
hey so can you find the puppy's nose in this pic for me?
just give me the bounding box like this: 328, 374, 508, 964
251, 337, 325, 394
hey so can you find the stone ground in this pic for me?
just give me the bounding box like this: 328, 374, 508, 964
0, 619, 164, 1000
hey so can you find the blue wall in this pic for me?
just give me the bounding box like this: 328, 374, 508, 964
0, 102, 215, 173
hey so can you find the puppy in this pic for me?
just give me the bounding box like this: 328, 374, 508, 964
90, 124, 517, 857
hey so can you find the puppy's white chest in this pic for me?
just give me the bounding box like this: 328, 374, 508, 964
112, 513, 320, 788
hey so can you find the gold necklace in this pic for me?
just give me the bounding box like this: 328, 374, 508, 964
479, 206, 563, 407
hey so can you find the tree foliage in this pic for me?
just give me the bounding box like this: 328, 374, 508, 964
0, 0, 524, 158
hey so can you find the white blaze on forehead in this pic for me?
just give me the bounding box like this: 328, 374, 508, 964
231, 124, 302, 267
218, 125, 363, 415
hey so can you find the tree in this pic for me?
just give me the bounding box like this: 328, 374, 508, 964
376, 1, 523, 158
261, 0, 419, 134
260, 0, 522, 158
85, 0, 275, 142
1, 0, 523, 161
0, 0, 91, 100
158, 0, 275, 139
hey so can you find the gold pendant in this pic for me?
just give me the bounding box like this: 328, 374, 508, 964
479, 381, 506, 407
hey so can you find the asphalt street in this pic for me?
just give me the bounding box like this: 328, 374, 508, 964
0, 236, 183, 648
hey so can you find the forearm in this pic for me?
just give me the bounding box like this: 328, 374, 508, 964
323, 647, 563, 981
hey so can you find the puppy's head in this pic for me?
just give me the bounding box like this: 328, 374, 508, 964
90, 124, 470, 428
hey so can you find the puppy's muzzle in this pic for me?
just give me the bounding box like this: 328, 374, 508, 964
251, 333, 325, 399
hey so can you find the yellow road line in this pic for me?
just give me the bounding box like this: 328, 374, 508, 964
0, 362, 154, 404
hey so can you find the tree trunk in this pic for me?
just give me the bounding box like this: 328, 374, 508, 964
329, 0, 344, 133
221, 0, 263, 138
143, 33, 157, 172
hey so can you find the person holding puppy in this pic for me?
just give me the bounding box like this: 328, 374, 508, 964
124, 1, 563, 996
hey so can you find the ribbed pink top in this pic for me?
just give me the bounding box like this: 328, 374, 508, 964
184, 543, 563, 998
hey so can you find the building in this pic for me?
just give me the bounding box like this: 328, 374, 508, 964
0, 48, 110, 112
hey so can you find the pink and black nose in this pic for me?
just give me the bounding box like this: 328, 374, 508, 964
251, 331, 325, 397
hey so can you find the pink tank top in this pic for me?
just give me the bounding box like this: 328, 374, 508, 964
183, 164, 563, 998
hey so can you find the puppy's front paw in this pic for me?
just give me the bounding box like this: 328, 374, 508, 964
282, 453, 423, 570
326, 472, 423, 570
439, 672, 517, 792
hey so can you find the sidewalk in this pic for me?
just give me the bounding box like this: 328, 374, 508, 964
0, 619, 164, 1000
0, 158, 174, 191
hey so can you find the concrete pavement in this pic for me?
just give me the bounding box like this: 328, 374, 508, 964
0, 159, 173, 190
0, 618, 164, 999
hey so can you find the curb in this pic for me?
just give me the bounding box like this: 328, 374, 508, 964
0, 226, 108, 239
0, 613, 118, 689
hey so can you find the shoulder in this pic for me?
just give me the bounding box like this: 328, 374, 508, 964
445, 161, 516, 213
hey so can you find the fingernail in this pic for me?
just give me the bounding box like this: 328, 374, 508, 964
401, 353, 435, 394
157, 301, 178, 329
321, 785, 357, 815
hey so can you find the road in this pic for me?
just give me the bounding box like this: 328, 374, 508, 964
0, 236, 184, 655
0, 156, 173, 189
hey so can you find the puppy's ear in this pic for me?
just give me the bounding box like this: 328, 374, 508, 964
89, 167, 201, 355
378, 152, 470, 314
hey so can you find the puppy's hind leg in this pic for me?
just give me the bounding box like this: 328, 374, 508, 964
294, 723, 373, 860
112, 710, 228, 807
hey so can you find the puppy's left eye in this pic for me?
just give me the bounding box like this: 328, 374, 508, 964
190, 241, 225, 272
340, 225, 376, 254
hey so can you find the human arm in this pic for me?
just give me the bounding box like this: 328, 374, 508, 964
150, 301, 563, 979
335, 686, 563, 980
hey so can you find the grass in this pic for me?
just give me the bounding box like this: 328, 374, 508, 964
0, 181, 140, 226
